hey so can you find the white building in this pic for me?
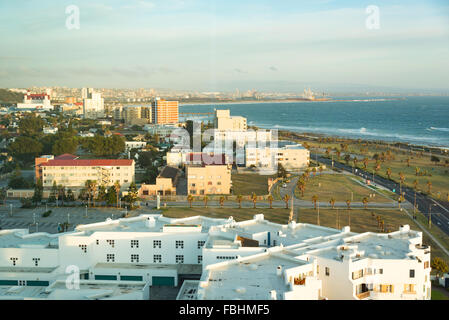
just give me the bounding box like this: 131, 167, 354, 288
125, 141, 147, 152
16, 91, 54, 111
0, 213, 431, 300
82, 88, 104, 119
245, 141, 310, 173
43, 127, 58, 135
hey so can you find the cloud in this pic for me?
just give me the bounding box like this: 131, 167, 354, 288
234, 68, 248, 74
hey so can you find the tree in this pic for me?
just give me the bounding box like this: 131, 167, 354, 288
66, 189, 75, 202
187, 194, 194, 208
277, 163, 287, 179
52, 137, 78, 155
284, 194, 291, 209
18, 114, 44, 137
362, 197, 369, 209
297, 179, 306, 197
8, 136, 43, 164
48, 181, 58, 203
237, 195, 243, 209
32, 179, 43, 205
57, 185, 66, 206
346, 199, 351, 210
251, 193, 257, 209
124, 182, 138, 209
312, 195, 318, 210
114, 181, 121, 208
431, 257, 448, 276
386, 168, 392, 180
106, 186, 117, 206
219, 196, 225, 208
344, 154, 351, 165
203, 195, 209, 208
267, 194, 274, 209
427, 181, 432, 194
363, 158, 369, 170
329, 197, 336, 209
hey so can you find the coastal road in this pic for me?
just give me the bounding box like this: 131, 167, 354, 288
313, 153, 449, 236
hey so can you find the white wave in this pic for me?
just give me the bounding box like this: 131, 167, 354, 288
429, 127, 449, 132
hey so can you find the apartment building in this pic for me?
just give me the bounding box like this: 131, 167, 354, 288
214, 109, 247, 131
82, 88, 104, 119
0, 214, 431, 300
123, 105, 152, 126
35, 154, 135, 190
16, 90, 54, 111
152, 98, 179, 124
186, 164, 231, 195
245, 141, 310, 172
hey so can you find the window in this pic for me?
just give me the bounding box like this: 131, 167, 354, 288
325, 267, 330, 276
352, 269, 364, 280
380, 285, 394, 293
153, 240, 161, 249
317, 265, 319, 274
131, 240, 139, 248
96, 240, 99, 245
106, 254, 115, 262
198, 255, 203, 264
131, 254, 139, 263
424, 261, 429, 269
32, 258, 40, 267
154, 255, 162, 263
378, 268, 383, 274
79, 244, 87, 253
410, 269, 415, 278
197, 241, 205, 249
404, 284, 415, 293
216, 256, 237, 260
176, 255, 184, 264
10, 257, 18, 266
176, 240, 184, 249
106, 240, 115, 248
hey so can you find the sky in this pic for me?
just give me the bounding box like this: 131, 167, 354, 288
0, 0, 448, 93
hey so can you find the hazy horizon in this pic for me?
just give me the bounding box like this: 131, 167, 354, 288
1, 0, 448, 93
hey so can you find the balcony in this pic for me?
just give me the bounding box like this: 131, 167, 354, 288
356, 291, 370, 300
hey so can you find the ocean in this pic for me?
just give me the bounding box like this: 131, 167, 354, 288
179, 96, 449, 148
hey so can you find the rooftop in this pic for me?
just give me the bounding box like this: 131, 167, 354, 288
40, 159, 134, 167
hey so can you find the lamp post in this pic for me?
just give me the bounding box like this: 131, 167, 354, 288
429, 204, 436, 229
85, 205, 88, 218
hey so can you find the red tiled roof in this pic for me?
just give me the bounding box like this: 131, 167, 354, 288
40, 159, 134, 167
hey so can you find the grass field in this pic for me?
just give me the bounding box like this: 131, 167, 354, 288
231, 173, 275, 196
160, 206, 291, 224
298, 138, 449, 201
294, 174, 392, 204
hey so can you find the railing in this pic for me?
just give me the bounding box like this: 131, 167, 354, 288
356, 291, 370, 300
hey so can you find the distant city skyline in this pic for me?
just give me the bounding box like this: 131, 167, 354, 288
0, 0, 448, 93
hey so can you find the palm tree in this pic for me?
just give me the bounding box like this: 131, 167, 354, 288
415, 167, 420, 176
219, 196, 225, 208
203, 195, 209, 208
297, 179, 306, 197
399, 172, 405, 197
85, 180, 93, 207
283, 194, 291, 209
363, 158, 369, 170
346, 199, 351, 210
267, 194, 274, 209
187, 194, 193, 208
237, 195, 243, 209
386, 168, 392, 180
427, 181, 432, 195
329, 197, 336, 209
114, 181, 121, 208
362, 197, 369, 209
312, 194, 318, 210
251, 193, 258, 209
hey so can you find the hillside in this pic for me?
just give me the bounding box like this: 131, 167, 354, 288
0, 89, 23, 103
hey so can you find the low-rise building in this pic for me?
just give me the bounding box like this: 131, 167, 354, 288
0, 213, 432, 300
186, 164, 231, 195
138, 166, 181, 197
35, 154, 135, 190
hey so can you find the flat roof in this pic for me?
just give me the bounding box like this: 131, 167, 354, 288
0, 230, 60, 249
201, 252, 307, 300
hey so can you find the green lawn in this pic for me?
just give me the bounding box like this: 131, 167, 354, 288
160, 206, 291, 224
232, 173, 276, 196
431, 288, 449, 300
294, 174, 392, 204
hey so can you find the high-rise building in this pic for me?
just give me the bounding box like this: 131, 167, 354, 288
82, 88, 104, 119
151, 97, 179, 124
123, 105, 152, 125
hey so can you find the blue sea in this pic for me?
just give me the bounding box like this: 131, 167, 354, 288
180, 97, 449, 148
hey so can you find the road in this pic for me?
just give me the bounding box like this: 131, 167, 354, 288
314, 153, 449, 236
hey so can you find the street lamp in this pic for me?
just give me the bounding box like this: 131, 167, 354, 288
429, 203, 437, 229
85, 205, 88, 218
